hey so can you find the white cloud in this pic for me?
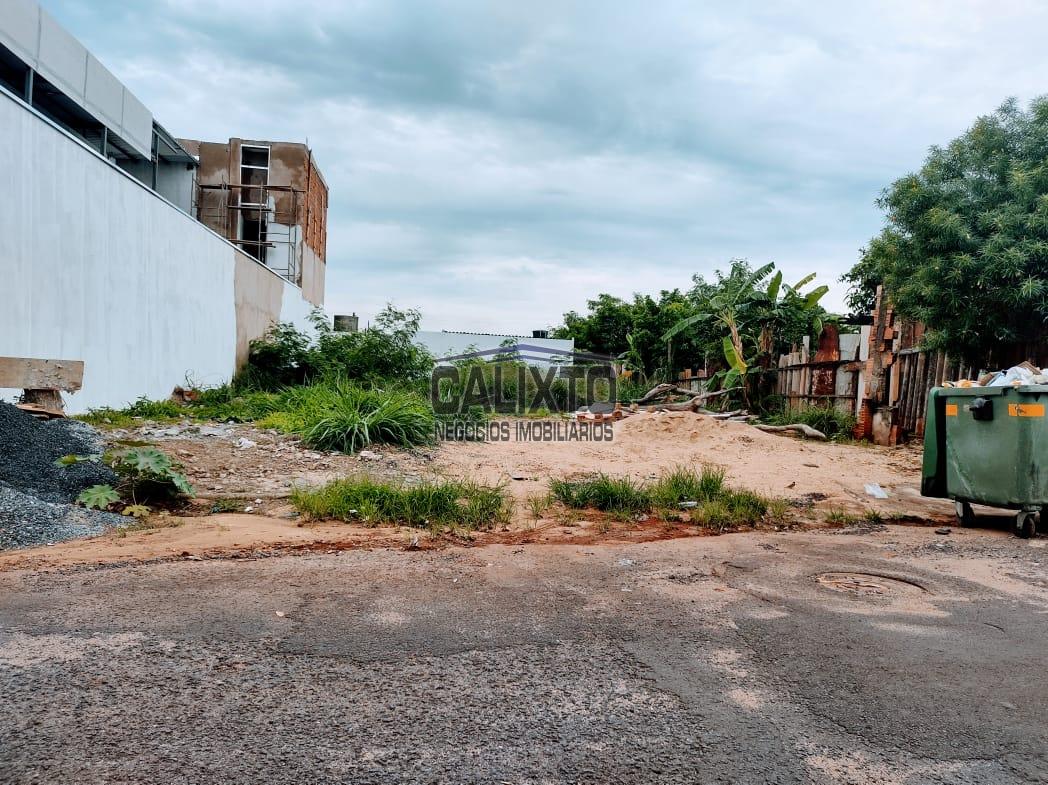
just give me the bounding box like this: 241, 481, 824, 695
42, 0, 1048, 326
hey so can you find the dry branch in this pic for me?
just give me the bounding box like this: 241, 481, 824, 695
636, 383, 742, 405
753, 423, 828, 441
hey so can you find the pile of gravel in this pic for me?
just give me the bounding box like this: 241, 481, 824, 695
0, 484, 124, 549
0, 403, 124, 549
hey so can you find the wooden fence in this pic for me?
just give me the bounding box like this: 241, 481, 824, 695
774, 292, 986, 444
775, 323, 864, 415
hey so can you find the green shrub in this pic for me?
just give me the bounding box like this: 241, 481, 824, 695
239, 305, 433, 391
68, 447, 194, 516
291, 477, 509, 529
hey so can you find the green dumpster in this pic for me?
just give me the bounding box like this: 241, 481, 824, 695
922, 384, 1048, 537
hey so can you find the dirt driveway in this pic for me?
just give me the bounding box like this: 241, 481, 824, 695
1, 524, 1045, 784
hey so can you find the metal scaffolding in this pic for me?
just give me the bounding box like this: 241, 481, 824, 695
193, 182, 303, 285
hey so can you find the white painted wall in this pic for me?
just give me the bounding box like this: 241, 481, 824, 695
415, 331, 575, 368
0, 88, 316, 413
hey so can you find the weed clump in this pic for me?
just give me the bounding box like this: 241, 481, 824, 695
549, 466, 777, 530
549, 475, 649, 513
291, 477, 510, 530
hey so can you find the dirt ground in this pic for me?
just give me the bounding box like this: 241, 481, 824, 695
0, 411, 961, 570
433, 411, 940, 518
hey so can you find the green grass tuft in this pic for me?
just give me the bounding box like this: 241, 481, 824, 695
549, 466, 776, 531
550, 474, 649, 513
824, 507, 861, 525
299, 384, 435, 453
291, 476, 510, 530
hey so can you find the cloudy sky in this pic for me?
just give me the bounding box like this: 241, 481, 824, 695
44, 0, 1048, 332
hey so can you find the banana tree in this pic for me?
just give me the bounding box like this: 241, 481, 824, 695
617, 332, 648, 383
662, 262, 829, 402
752, 271, 829, 365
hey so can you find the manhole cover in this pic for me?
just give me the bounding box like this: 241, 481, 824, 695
815, 572, 927, 597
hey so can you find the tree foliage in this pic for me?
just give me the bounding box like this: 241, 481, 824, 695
240, 305, 434, 390
553, 290, 707, 381
846, 97, 1048, 362
553, 260, 829, 386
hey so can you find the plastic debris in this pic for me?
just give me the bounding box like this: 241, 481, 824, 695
864, 483, 889, 499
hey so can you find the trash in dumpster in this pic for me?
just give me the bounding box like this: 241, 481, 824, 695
941, 361, 1046, 388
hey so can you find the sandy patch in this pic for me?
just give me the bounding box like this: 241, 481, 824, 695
434, 411, 948, 519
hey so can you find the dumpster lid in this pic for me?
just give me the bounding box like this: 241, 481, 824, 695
934, 384, 1048, 396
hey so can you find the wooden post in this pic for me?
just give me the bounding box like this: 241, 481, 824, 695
0, 357, 84, 415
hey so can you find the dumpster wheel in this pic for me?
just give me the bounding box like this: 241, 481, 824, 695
955, 501, 975, 527
1016, 511, 1037, 539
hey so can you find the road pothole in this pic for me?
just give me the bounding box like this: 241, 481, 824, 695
815, 571, 929, 597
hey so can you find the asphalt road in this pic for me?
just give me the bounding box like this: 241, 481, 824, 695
1, 526, 1046, 784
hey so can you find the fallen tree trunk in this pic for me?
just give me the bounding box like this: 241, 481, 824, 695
701, 409, 746, 419
648, 396, 704, 412
753, 423, 828, 441
636, 383, 742, 405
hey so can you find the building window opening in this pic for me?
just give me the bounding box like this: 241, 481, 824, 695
238, 145, 270, 262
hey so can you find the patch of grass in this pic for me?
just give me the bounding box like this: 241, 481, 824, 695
693, 499, 732, 530
299, 384, 435, 453
766, 497, 792, 525
125, 397, 184, 420
550, 474, 649, 513
764, 403, 857, 441
290, 476, 510, 530
723, 488, 769, 525
75, 408, 139, 428
549, 467, 775, 531
526, 494, 552, 519
193, 389, 284, 423
824, 507, 861, 525
650, 465, 726, 507
209, 497, 246, 514
78, 397, 187, 428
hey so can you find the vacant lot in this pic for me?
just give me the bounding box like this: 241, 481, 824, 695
0, 410, 957, 568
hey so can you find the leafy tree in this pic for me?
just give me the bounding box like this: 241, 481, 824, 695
240, 305, 433, 390
846, 97, 1048, 362
667, 260, 828, 386
554, 291, 706, 379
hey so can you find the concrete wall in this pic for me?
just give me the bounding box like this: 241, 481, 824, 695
155, 161, 195, 214
415, 331, 575, 369
0, 87, 316, 413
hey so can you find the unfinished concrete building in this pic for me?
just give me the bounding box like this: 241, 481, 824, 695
0, 0, 324, 411
180, 139, 328, 306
